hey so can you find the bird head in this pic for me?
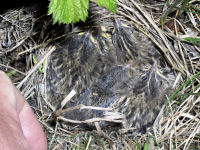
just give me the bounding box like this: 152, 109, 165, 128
133, 61, 169, 99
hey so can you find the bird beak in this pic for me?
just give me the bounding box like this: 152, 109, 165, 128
149, 61, 168, 81
84, 30, 91, 39
113, 18, 121, 33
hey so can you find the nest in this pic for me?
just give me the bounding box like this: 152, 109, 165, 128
0, 0, 199, 149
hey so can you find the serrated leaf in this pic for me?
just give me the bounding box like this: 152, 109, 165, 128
95, 0, 117, 12
48, 0, 89, 24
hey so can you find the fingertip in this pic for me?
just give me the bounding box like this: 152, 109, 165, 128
19, 102, 47, 150
0, 70, 47, 149
0, 70, 6, 76
0, 70, 12, 83
0, 70, 17, 107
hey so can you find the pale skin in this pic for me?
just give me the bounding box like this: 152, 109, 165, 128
0, 71, 47, 150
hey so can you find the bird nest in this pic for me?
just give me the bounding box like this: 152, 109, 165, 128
0, 0, 199, 149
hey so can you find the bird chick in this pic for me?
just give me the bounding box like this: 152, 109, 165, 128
47, 30, 116, 108
46, 19, 175, 133
59, 61, 172, 133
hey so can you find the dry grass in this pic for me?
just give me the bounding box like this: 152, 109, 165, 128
0, 0, 199, 149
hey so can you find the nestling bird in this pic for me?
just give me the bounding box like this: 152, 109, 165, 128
46, 18, 175, 133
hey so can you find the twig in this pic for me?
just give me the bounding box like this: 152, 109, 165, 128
85, 136, 92, 150
61, 104, 113, 114
0, 63, 26, 75
61, 89, 76, 109
57, 116, 123, 124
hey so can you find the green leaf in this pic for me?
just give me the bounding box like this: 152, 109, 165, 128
48, 0, 117, 24
7, 70, 17, 77
48, 0, 89, 24
95, 0, 117, 12
182, 37, 200, 45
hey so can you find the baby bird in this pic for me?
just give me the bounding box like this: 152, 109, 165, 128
47, 30, 116, 108
56, 61, 171, 133
47, 19, 174, 133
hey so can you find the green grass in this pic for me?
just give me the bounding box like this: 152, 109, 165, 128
168, 71, 200, 105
